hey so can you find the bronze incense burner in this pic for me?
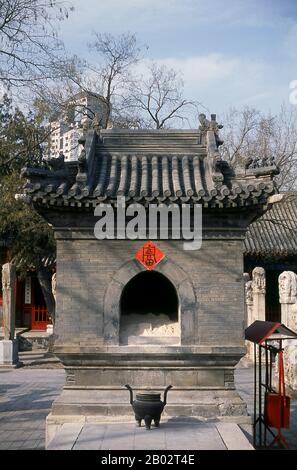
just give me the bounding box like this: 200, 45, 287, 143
125, 384, 172, 430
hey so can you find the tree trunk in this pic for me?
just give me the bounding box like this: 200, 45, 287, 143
37, 267, 55, 325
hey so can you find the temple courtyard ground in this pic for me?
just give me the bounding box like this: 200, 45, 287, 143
0, 351, 296, 450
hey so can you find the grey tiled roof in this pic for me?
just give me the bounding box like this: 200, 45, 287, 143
244, 194, 297, 257
21, 125, 278, 209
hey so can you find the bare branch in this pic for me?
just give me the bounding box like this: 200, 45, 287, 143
0, 0, 73, 88
221, 105, 297, 190
127, 62, 194, 129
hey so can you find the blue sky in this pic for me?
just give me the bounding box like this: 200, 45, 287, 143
59, 0, 297, 117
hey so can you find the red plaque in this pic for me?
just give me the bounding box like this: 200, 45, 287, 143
135, 241, 165, 270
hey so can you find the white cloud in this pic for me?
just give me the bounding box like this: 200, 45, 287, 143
152, 55, 238, 83
131, 54, 275, 113
134, 54, 271, 87
63, 0, 288, 39
57, 2, 293, 114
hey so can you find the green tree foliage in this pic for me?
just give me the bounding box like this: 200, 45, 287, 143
0, 95, 46, 174
0, 95, 55, 317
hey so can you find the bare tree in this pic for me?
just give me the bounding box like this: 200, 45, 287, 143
29, 32, 143, 129
87, 32, 143, 126
30, 34, 198, 130
31, 56, 89, 120
125, 62, 195, 129
220, 105, 297, 190
0, 0, 72, 88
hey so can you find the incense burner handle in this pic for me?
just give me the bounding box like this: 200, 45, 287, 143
163, 385, 173, 406
125, 384, 134, 405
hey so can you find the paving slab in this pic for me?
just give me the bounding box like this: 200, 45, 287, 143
73, 424, 107, 450
100, 424, 137, 450
47, 421, 250, 450
134, 425, 166, 450
216, 423, 254, 450
47, 423, 84, 450
0, 367, 65, 450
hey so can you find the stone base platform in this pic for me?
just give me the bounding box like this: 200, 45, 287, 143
47, 420, 254, 450
48, 389, 249, 417
0, 328, 53, 351
48, 348, 250, 446
18, 330, 53, 351
46, 387, 251, 445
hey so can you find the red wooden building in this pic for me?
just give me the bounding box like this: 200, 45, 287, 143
0, 242, 50, 330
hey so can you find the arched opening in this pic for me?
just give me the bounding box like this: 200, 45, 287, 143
120, 271, 179, 345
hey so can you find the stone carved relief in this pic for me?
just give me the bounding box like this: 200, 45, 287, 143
2, 263, 16, 341
277, 271, 297, 391
274, 340, 297, 393
284, 345, 297, 391
245, 281, 253, 306
243, 272, 253, 306
279, 271, 297, 304
242, 273, 254, 361
51, 272, 57, 301
290, 303, 297, 333
252, 267, 266, 294
243, 272, 250, 283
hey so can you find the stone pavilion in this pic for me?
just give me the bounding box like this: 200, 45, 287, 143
21, 114, 279, 442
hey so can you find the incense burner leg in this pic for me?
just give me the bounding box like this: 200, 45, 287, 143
154, 417, 160, 427
135, 417, 142, 427
144, 415, 152, 430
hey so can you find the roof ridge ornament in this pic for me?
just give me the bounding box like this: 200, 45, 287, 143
200, 113, 225, 186
233, 153, 279, 177
21, 151, 67, 180
45, 151, 66, 171
199, 113, 224, 147
76, 137, 88, 185
92, 112, 102, 134
246, 154, 276, 169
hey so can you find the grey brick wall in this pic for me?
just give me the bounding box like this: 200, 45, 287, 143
55, 238, 245, 348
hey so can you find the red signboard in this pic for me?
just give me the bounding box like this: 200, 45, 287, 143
135, 241, 165, 270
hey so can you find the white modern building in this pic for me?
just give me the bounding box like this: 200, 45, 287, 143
48, 91, 108, 162
49, 122, 82, 162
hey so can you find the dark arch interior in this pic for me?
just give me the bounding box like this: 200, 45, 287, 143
120, 271, 178, 320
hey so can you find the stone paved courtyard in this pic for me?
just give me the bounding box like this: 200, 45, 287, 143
0, 353, 296, 450
0, 365, 64, 450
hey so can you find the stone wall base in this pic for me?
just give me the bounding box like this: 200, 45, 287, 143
18, 332, 53, 351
